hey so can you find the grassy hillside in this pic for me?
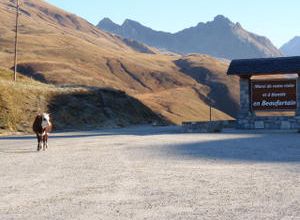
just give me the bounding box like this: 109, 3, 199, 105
175, 55, 239, 117
0, 68, 165, 133
136, 87, 232, 124
0, 0, 235, 129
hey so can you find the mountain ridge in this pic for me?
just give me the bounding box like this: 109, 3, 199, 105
280, 36, 300, 56
97, 15, 282, 60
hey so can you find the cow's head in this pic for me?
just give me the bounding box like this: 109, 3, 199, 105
41, 113, 51, 128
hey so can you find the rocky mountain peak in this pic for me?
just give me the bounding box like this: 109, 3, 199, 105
213, 15, 232, 25
99, 17, 114, 25
122, 19, 141, 27
97, 17, 120, 31
280, 36, 300, 56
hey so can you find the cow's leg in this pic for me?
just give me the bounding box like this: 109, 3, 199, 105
43, 134, 48, 151
40, 136, 44, 151
40, 135, 44, 151
45, 133, 49, 150
37, 134, 42, 151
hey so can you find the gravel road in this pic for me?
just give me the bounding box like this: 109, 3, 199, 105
0, 126, 299, 220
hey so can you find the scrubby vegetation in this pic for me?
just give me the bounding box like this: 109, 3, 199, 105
0, 69, 165, 133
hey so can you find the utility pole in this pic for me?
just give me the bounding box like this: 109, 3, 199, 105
209, 101, 212, 122
13, 0, 20, 82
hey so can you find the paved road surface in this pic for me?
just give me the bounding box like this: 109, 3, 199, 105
0, 126, 299, 219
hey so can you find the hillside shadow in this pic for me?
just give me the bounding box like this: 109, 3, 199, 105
12, 64, 48, 83
47, 88, 168, 131
174, 59, 239, 117
164, 134, 300, 163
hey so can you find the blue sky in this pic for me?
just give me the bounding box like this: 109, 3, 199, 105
46, 0, 300, 48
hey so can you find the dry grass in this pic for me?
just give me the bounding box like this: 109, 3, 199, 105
0, 68, 52, 132
136, 87, 232, 124
0, 0, 238, 130
175, 54, 240, 117
0, 68, 165, 133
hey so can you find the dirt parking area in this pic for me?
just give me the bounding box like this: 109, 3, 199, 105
0, 126, 299, 219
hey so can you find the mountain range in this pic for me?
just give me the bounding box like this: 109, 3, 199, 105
280, 36, 300, 56
0, 0, 239, 130
97, 15, 282, 60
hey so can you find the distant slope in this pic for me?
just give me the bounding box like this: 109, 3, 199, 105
136, 87, 232, 124
97, 15, 282, 60
280, 36, 300, 56
174, 54, 239, 117
0, 0, 234, 130
118, 37, 156, 54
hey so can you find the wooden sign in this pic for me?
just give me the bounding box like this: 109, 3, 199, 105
251, 79, 297, 111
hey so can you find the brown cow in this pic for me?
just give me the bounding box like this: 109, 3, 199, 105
33, 113, 52, 151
